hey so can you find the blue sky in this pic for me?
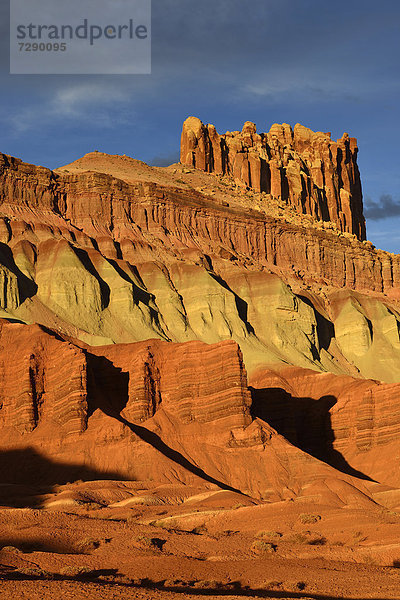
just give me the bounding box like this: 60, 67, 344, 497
1, 0, 400, 251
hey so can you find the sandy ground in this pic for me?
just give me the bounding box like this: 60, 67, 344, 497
1, 481, 400, 599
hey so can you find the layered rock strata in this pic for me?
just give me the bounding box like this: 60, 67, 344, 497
0, 322, 258, 490
1, 140, 400, 498
1, 321, 388, 500
1, 151, 400, 382
181, 117, 365, 240
250, 366, 400, 487
1, 152, 394, 300
0, 322, 251, 437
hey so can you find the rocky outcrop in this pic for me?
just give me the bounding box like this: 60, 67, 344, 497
181, 117, 366, 240
0, 321, 88, 436
88, 339, 252, 427
0, 321, 262, 492
1, 150, 400, 382
2, 137, 400, 501
0, 152, 397, 302
4, 320, 400, 499
1, 320, 386, 499
250, 366, 400, 487
0, 322, 251, 436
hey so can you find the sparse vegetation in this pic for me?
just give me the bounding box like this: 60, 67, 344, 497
288, 581, 307, 591
287, 532, 326, 546
0, 545, 20, 553
308, 535, 327, 546
134, 535, 166, 551
288, 533, 309, 545
126, 512, 144, 526
191, 580, 223, 589
59, 566, 97, 578
392, 560, 400, 568
14, 567, 50, 578
191, 524, 207, 535
251, 539, 277, 554
81, 501, 104, 511
262, 580, 283, 590
256, 530, 282, 539
299, 513, 321, 524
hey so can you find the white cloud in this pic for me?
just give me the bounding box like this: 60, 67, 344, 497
53, 83, 130, 116
7, 81, 132, 133
240, 66, 400, 104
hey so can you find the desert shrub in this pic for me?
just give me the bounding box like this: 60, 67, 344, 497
15, 567, 49, 578
163, 578, 188, 587
196, 581, 241, 590
287, 532, 325, 546
262, 580, 283, 590
59, 566, 95, 578
251, 540, 276, 554
150, 537, 166, 551
191, 525, 207, 535
299, 513, 321, 524
287, 581, 307, 591
392, 560, 400, 568
191, 580, 223, 589
288, 533, 309, 544
134, 535, 153, 548
256, 530, 282, 540
125, 512, 144, 526
81, 502, 103, 511
223, 581, 242, 590
134, 535, 165, 551
0, 545, 20, 552
308, 535, 327, 546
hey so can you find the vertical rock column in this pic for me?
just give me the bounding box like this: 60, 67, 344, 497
180, 116, 366, 240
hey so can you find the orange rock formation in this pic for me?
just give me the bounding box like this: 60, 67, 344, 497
181, 117, 365, 240
0, 119, 400, 506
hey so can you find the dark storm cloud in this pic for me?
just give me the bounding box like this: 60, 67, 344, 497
150, 151, 180, 167
365, 194, 400, 221
2, 0, 398, 105
151, 0, 398, 82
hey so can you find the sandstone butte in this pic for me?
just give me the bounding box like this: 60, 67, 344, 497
2, 118, 400, 598
181, 116, 366, 240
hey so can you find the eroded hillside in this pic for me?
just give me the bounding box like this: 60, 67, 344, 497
1, 144, 400, 383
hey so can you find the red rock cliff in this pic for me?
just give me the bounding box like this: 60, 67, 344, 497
181, 117, 366, 240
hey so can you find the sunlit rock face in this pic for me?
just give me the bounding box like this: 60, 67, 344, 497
1, 131, 400, 499
181, 116, 365, 240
